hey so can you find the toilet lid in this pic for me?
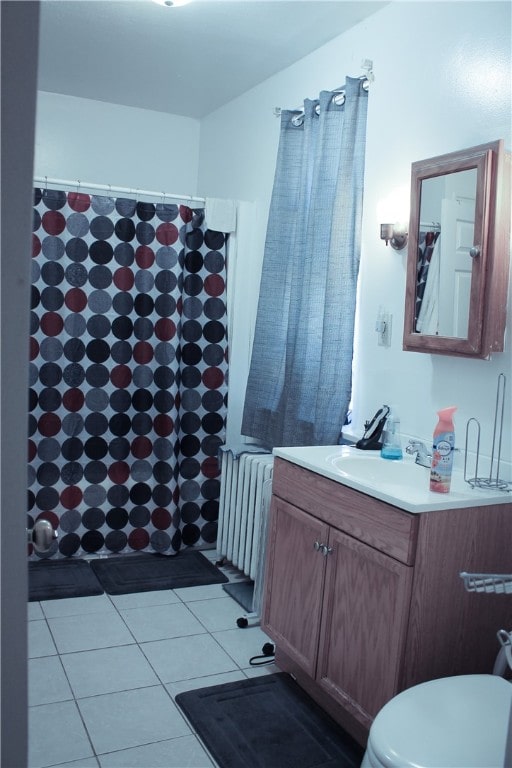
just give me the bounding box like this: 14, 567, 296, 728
369, 675, 512, 768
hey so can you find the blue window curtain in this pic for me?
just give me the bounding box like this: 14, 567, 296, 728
241, 77, 368, 448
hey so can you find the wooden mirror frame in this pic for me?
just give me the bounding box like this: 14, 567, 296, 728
403, 140, 510, 358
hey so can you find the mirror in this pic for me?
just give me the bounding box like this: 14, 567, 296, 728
403, 140, 511, 358
416, 168, 477, 338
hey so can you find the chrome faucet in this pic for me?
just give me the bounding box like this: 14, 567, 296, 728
406, 440, 432, 468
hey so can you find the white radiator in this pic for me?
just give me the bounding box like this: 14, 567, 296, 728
217, 448, 274, 614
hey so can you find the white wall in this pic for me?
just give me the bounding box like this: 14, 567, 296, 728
35, 91, 201, 195
33, 2, 512, 470
198, 1, 512, 469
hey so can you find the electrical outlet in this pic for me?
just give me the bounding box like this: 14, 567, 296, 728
376, 312, 392, 346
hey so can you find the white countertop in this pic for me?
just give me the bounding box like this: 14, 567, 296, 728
273, 445, 512, 513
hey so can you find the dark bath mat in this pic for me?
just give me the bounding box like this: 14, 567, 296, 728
29, 558, 104, 601
222, 580, 254, 612
90, 550, 228, 595
175, 673, 364, 768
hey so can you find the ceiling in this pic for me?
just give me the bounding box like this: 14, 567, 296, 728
37, 0, 388, 119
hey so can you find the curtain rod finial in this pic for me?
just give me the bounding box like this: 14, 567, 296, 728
361, 58, 375, 82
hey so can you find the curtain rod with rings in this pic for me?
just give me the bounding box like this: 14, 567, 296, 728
33, 175, 205, 205
273, 58, 374, 119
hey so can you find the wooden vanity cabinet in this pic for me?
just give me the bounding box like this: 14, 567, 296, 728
262, 458, 512, 745
317, 526, 413, 726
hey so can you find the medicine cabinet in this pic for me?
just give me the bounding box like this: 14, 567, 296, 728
403, 140, 511, 358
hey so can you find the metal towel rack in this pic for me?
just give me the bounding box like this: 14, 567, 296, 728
460, 571, 512, 676
460, 571, 512, 595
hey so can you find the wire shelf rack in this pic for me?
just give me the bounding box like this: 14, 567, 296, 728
460, 571, 512, 595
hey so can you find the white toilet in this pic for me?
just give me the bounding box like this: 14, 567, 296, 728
362, 675, 512, 768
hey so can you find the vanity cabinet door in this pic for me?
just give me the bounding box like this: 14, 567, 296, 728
317, 528, 413, 729
262, 496, 329, 678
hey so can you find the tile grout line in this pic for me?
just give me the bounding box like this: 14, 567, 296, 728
28, 563, 266, 767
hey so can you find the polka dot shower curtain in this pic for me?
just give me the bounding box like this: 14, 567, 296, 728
242, 77, 368, 448
28, 188, 228, 557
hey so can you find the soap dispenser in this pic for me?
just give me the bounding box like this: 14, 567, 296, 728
380, 410, 403, 460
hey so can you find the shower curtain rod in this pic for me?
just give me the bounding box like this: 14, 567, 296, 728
34, 175, 205, 205
420, 220, 441, 230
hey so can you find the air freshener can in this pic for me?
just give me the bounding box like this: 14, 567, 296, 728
430, 406, 457, 493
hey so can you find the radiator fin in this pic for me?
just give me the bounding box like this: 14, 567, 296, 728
217, 448, 273, 616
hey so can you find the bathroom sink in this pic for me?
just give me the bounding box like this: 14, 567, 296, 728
328, 452, 426, 488
272, 444, 511, 513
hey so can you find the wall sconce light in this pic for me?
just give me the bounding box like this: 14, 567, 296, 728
380, 223, 408, 251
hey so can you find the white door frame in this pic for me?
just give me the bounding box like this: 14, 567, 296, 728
1, 2, 40, 765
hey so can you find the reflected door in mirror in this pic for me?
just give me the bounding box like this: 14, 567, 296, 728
438, 194, 474, 337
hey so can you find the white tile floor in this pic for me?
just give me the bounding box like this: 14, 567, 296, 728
28, 551, 279, 768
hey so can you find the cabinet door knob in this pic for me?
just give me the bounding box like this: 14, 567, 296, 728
321, 545, 333, 556
313, 540, 322, 551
